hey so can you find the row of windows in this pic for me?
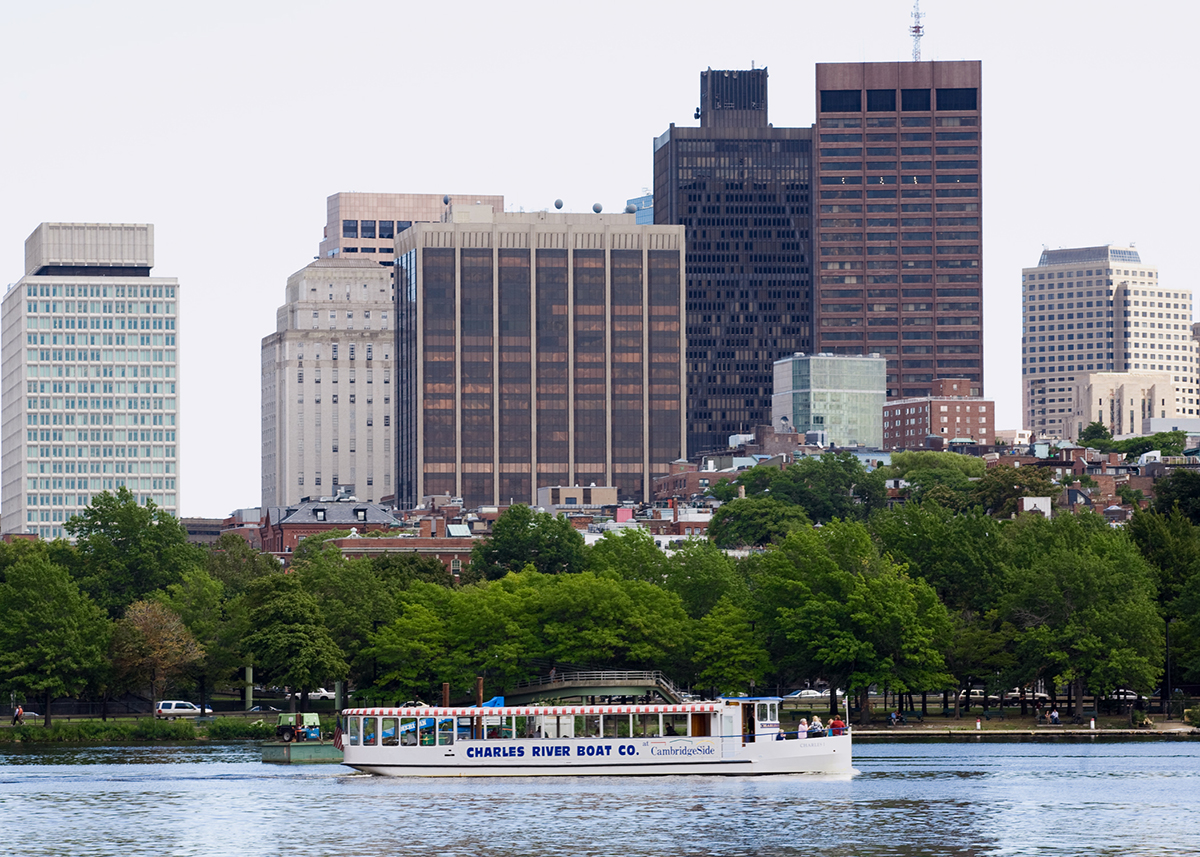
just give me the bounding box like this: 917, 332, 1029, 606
26, 445, 177, 459
28, 317, 176, 331
342, 220, 411, 239
27, 302, 175, 314
26, 285, 175, 298
1026, 268, 1155, 280
819, 88, 979, 113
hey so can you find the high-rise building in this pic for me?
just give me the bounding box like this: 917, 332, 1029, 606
653, 67, 815, 455
626, 193, 654, 225
261, 258, 395, 508
1, 223, 180, 537
1021, 244, 1199, 439
394, 205, 685, 508
813, 61, 982, 399
319, 192, 505, 268
772, 352, 886, 447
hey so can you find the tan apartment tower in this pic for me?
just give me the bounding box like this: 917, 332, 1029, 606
394, 206, 686, 509
1, 223, 180, 537
814, 61, 982, 400
1021, 245, 1199, 440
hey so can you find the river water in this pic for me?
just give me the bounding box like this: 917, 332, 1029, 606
1, 737, 1198, 856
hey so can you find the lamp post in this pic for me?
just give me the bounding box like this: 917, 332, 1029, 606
1166, 617, 1174, 721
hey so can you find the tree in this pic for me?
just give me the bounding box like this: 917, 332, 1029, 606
1152, 469, 1200, 524
588, 528, 668, 584
65, 487, 206, 617
1078, 421, 1112, 445
1117, 485, 1145, 507
970, 464, 1058, 518
205, 533, 282, 597
757, 522, 952, 721
243, 574, 348, 709
904, 468, 973, 510
158, 567, 247, 716
469, 505, 588, 580
693, 596, 769, 695
662, 539, 746, 619
707, 497, 811, 548
884, 450, 985, 480
0, 549, 110, 726
1003, 513, 1163, 715
111, 600, 204, 709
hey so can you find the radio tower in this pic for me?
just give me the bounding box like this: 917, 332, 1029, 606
910, 0, 925, 61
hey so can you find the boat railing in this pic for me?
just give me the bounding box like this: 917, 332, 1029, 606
509, 669, 687, 699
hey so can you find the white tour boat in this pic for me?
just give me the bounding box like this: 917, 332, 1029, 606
340, 697, 851, 777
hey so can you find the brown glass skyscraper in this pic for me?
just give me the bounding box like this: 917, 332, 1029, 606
394, 208, 685, 509
813, 61, 982, 399
653, 67, 814, 455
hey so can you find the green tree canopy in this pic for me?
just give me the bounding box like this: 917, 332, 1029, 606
1078, 421, 1113, 445
111, 600, 204, 708
1004, 513, 1163, 713
970, 464, 1058, 518
883, 450, 985, 480
469, 505, 588, 580
587, 527, 669, 584
243, 574, 348, 708
707, 496, 811, 548
693, 596, 769, 696
0, 548, 110, 726
64, 487, 205, 617
1152, 469, 1200, 524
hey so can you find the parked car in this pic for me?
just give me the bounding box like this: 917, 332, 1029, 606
1001, 688, 1051, 703
155, 701, 213, 720
785, 688, 845, 699
288, 688, 336, 701
1108, 689, 1145, 701
248, 705, 280, 713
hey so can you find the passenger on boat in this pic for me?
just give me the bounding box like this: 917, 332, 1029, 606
808, 716, 824, 737
796, 717, 808, 738
829, 715, 846, 736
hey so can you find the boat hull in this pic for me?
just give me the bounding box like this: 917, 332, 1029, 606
343, 734, 851, 778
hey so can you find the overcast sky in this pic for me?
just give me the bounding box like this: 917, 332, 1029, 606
2, 0, 1196, 517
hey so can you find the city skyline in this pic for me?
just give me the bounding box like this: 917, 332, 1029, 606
2, 0, 1196, 516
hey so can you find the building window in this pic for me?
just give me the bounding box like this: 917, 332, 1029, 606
342, 220, 357, 239
379, 221, 394, 240
384, 415, 390, 426
360, 220, 376, 239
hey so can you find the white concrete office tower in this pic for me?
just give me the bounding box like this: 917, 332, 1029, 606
261, 257, 394, 509
1, 223, 180, 538
1021, 245, 1198, 440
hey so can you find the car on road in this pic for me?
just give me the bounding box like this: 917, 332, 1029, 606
288, 688, 336, 701
1108, 688, 1145, 701
785, 688, 845, 699
248, 705, 280, 713
1001, 688, 1051, 703
155, 701, 213, 719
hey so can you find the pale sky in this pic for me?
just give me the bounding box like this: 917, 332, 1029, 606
2, 0, 1196, 517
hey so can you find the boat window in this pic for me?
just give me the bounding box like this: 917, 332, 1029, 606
381, 717, 399, 746
757, 703, 769, 722
516, 715, 536, 738
400, 717, 418, 746
362, 717, 377, 746
438, 718, 455, 745
348, 717, 360, 746
664, 713, 689, 737
419, 717, 436, 746
633, 713, 658, 737
582, 714, 600, 737
769, 703, 778, 722
602, 715, 622, 739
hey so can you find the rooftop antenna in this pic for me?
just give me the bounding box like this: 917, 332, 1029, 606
910, 0, 925, 61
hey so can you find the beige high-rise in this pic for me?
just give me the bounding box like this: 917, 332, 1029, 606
1021, 245, 1199, 440
1, 223, 180, 537
261, 258, 394, 508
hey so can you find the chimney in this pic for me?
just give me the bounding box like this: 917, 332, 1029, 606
420, 518, 432, 538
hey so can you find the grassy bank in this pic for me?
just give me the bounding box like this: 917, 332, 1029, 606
0, 716, 283, 744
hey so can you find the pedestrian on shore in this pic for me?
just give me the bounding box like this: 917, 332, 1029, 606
12, 704, 23, 726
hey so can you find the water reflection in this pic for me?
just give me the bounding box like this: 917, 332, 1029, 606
2, 739, 1198, 856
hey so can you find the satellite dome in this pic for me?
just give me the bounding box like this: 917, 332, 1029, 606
442, 195, 450, 205
554, 199, 563, 210
592, 203, 603, 213
624, 204, 637, 214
